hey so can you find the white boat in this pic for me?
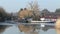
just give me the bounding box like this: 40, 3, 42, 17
30, 18, 54, 23
30, 20, 54, 23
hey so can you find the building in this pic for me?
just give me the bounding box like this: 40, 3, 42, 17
18, 8, 33, 19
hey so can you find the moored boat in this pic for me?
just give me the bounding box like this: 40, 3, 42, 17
30, 18, 55, 23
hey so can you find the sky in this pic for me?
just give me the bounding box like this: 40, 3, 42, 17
0, 0, 60, 13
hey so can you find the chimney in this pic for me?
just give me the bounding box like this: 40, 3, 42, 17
24, 8, 27, 10
20, 8, 23, 11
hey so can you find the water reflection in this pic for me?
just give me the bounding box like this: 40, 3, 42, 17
0, 23, 56, 34
0, 25, 11, 34
18, 24, 55, 34
18, 24, 39, 34
42, 25, 55, 31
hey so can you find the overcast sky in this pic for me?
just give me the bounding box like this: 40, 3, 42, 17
0, 0, 60, 13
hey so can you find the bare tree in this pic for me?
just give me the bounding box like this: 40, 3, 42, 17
27, 0, 40, 20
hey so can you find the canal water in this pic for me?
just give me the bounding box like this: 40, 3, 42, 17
0, 23, 56, 34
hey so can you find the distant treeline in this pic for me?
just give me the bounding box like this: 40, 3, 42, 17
0, 7, 60, 22
0, 7, 11, 22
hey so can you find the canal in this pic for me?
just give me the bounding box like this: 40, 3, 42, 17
0, 23, 56, 34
